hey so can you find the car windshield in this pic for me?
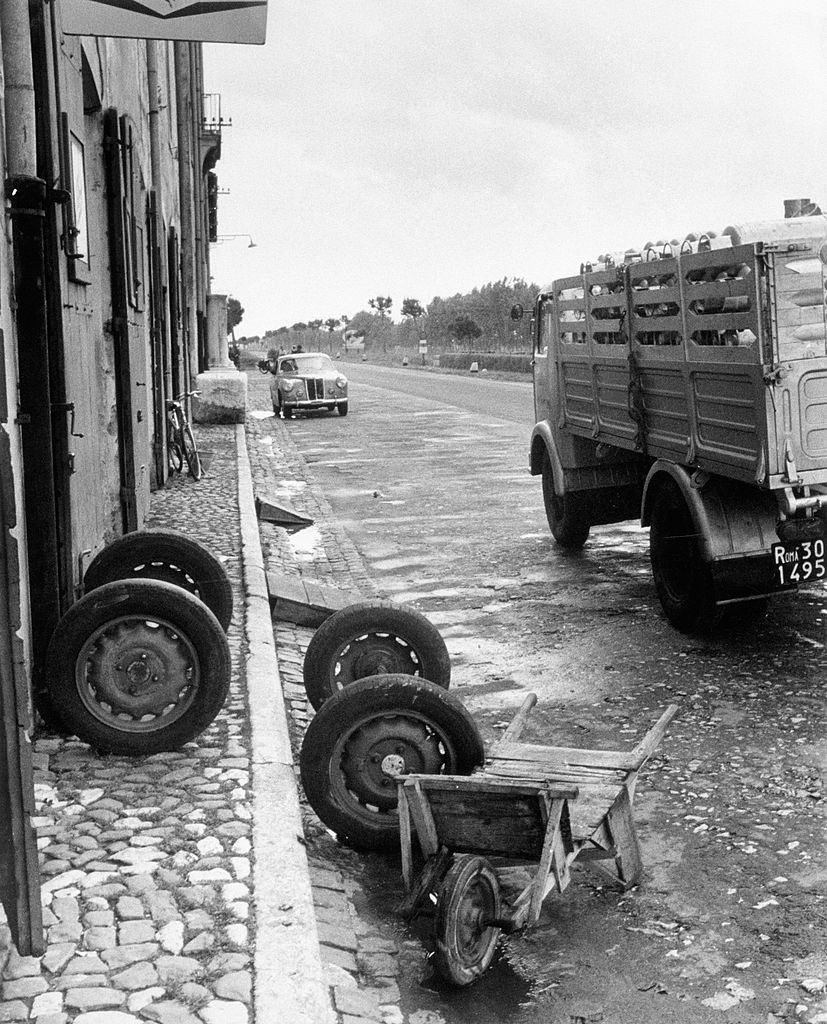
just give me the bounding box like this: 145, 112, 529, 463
280, 354, 335, 374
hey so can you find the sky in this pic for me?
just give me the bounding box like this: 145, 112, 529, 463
205, 0, 827, 337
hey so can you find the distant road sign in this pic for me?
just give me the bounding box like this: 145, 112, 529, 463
418, 339, 428, 354
61, 0, 268, 44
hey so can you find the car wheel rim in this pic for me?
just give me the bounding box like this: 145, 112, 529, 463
329, 711, 456, 825
76, 614, 200, 732
334, 633, 422, 687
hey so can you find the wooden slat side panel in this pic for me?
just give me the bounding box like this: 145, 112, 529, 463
424, 790, 547, 860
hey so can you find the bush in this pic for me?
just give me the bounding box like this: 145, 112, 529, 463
438, 352, 532, 374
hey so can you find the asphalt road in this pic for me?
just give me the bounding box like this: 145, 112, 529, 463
278, 362, 827, 1024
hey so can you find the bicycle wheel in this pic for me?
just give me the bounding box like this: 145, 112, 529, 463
167, 437, 183, 474
181, 422, 203, 480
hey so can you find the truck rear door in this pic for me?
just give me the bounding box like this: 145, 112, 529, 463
765, 239, 827, 488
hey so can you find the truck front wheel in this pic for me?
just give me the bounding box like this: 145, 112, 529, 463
541, 454, 590, 549
649, 479, 719, 633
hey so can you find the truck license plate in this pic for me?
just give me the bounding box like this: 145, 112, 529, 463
771, 539, 826, 586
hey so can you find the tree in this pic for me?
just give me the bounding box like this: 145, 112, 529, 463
401, 298, 424, 321
291, 322, 307, 332
452, 314, 482, 346
227, 296, 244, 336
368, 296, 393, 319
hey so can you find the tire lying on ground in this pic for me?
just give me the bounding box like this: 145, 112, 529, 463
300, 674, 485, 851
45, 578, 231, 755
83, 529, 233, 632
302, 600, 451, 710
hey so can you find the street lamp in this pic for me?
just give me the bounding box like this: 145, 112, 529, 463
214, 234, 257, 248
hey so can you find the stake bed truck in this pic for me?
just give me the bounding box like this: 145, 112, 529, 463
529, 216, 827, 631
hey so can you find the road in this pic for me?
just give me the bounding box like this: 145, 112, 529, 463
270, 363, 827, 1024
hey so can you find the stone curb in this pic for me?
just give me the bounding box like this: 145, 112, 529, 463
235, 424, 334, 1024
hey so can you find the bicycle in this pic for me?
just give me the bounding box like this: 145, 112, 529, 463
166, 391, 203, 480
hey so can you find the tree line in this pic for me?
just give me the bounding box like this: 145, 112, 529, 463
237, 277, 539, 355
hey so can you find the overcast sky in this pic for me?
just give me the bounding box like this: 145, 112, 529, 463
205, 0, 827, 337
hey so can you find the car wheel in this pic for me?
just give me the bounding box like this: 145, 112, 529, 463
83, 529, 233, 631
45, 579, 231, 754
283, 404, 294, 419
299, 674, 485, 850
303, 600, 451, 709
338, 401, 349, 416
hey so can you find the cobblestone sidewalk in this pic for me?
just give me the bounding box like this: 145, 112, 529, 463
0, 426, 255, 1024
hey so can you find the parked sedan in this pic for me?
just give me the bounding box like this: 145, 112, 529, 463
268, 352, 349, 418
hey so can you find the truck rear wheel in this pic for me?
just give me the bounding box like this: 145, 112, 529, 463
541, 454, 590, 549
649, 479, 720, 633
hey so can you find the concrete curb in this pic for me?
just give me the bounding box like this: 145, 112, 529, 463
235, 423, 334, 1024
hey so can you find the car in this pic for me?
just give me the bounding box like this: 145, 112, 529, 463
267, 352, 349, 418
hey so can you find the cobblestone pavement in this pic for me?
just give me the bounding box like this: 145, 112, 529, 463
1, 426, 255, 1024
246, 385, 414, 1024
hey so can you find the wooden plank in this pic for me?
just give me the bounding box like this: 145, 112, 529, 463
424, 790, 547, 860
492, 693, 537, 747
488, 741, 638, 770
403, 774, 578, 800
485, 763, 628, 787
606, 785, 643, 888
628, 705, 679, 769
265, 571, 361, 626
407, 781, 439, 859
397, 784, 413, 891
528, 796, 564, 925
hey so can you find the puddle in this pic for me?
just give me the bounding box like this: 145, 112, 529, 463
248, 408, 275, 419
286, 525, 325, 560
414, 951, 532, 1023
271, 479, 308, 499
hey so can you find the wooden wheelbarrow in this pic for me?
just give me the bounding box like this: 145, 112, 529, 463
396, 695, 678, 985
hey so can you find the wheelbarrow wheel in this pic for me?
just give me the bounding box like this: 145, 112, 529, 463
300, 674, 484, 851
83, 529, 233, 632
303, 600, 451, 710
434, 854, 502, 986
45, 579, 231, 755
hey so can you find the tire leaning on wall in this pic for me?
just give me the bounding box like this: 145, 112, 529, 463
83, 529, 233, 632
45, 579, 231, 755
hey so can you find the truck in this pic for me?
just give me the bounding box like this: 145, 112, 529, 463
528, 215, 827, 632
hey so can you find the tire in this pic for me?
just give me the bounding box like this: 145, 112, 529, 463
303, 600, 451, 710
45, 579, 231, 755
299, 674, 485, 850
167, 440, 183, 474
649, 478, 720, 633
181, 422, 202, 480
338, 401, 348, 417
84, 529, 233, 632
434, 855, 502, 986
283, 404, 295, 419
541, 453, 589, 548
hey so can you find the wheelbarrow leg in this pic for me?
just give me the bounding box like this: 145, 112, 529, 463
582, 785, 643, 889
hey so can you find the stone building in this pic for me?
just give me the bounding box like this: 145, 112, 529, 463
0, 0, 231, 954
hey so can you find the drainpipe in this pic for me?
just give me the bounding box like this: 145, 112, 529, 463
1, 0, 62, 723
0, 0, 46, 955
174, 41, 197, 400
146, 40, 169, 483
190, 44, 207, 374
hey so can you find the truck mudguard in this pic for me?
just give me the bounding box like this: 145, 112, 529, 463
641, 461, 780, 563
529, 421, 564, 494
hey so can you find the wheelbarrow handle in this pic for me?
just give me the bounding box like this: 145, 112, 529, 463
496, 693, 538, 746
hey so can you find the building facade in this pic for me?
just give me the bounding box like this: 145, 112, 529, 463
0, 0, 221, 954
